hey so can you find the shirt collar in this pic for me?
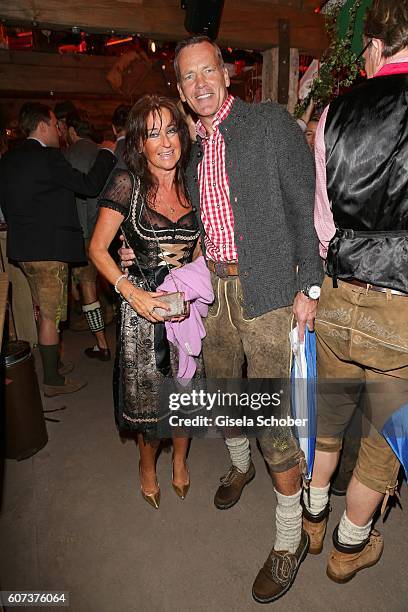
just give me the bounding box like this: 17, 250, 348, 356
196, 95, 235, 139
374, 57, 408, 77
28, 136, 47, 147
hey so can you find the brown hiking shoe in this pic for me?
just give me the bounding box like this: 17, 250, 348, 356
302, 500, 330, 555
214, 461, 255, 509
326, 526, 384, 583
252, 530, 309, 603
58, 361, 74, 376
44, 378, 87, 397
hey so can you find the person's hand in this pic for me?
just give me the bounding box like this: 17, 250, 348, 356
125, 287, 171, 323
118, 234, 135, 268
99, 140, 116, 153
169, 314, 188, 323
292, 291, 318, 342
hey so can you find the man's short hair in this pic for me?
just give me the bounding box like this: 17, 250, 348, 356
365, 0, 408, 58
174, 35, 224, 83
18, 102, 52, 136
112, 105, 131, 132
66, 110, 93, 139
54, 100, 77, 121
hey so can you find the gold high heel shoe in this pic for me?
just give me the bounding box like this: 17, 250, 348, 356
172, 461, 190, 500
139, 463, 160, 509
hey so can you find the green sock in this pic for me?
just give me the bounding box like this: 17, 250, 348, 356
39, 344, 64, 386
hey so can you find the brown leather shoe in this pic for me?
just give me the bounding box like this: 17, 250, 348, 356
214, 462, 255, 509
84, 346, 111, 362
326, 526, 384, 583
302, 500, 330, 555
58, 361, 74, 376
44, 378, 87, 397
252, 530, 309, 603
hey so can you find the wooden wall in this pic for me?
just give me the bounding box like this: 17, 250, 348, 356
0, 50, 178, 130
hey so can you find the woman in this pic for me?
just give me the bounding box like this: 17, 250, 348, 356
89, 95, 201, 509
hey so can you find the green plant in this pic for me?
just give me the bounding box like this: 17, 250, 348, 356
295, 0, 364, 117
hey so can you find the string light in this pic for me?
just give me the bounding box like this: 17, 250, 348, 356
106, 36, 133, 47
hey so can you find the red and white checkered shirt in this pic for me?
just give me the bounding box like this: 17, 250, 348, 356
196, 95, 238, 263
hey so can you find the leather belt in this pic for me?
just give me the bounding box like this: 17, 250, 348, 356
342, 279, 408, 297
207, 260, 239, 278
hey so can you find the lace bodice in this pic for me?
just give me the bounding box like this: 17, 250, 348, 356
99, 169, 199, 271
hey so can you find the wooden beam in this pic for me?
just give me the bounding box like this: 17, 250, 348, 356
277, 19, 290, 105
261, 47, 278, 102
0, 49, 177, 102
0, 50, 117, 95
261, 46, 299, 114
0, 0, 328, 55
287, 48, 299, 114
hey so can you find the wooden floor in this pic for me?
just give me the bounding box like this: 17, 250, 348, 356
1, 325, 407, 612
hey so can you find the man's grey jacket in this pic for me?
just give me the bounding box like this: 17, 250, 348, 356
185, 97, 324, 319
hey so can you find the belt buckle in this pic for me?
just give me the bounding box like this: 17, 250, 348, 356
215, 262, 229, 278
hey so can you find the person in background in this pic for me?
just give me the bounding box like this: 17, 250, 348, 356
0, 102, 116, 396
304, 0, 408, 584
111, 104, 131, 169
296, 98, 315, 135
54, 100, 77, 148
299, 97, 359, 495
305, 114, 320, 152
300, 98, 359, 493
0, 128, 38, 345
64, 110, 111, 361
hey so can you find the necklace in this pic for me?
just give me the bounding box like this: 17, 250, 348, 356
150, 188, 186, 218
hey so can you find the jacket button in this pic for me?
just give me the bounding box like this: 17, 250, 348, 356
192, 207, 197, 212
197, 151, 202, 158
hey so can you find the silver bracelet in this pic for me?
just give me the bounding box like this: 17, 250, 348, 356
114, 273, 127, 294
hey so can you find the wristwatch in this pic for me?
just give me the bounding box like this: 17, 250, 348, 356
301, 284, 321, 300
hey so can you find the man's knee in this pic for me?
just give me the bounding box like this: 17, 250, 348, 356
315, 436, 342, 453
353, 436, 400, 494
258, 432, 302, 473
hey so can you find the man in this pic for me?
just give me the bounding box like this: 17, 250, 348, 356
0, 102, 116, 396
64, 110, 111, 361
304, 115, 319, 152
304, 0, 408, 583
111, 104, 131, 169
121, 36, 323, 601
54, 100, 77, 148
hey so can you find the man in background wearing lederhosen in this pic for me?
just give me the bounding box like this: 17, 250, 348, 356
304, 0, 408, 584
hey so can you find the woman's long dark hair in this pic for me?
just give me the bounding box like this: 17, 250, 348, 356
124, 95, 192, 208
